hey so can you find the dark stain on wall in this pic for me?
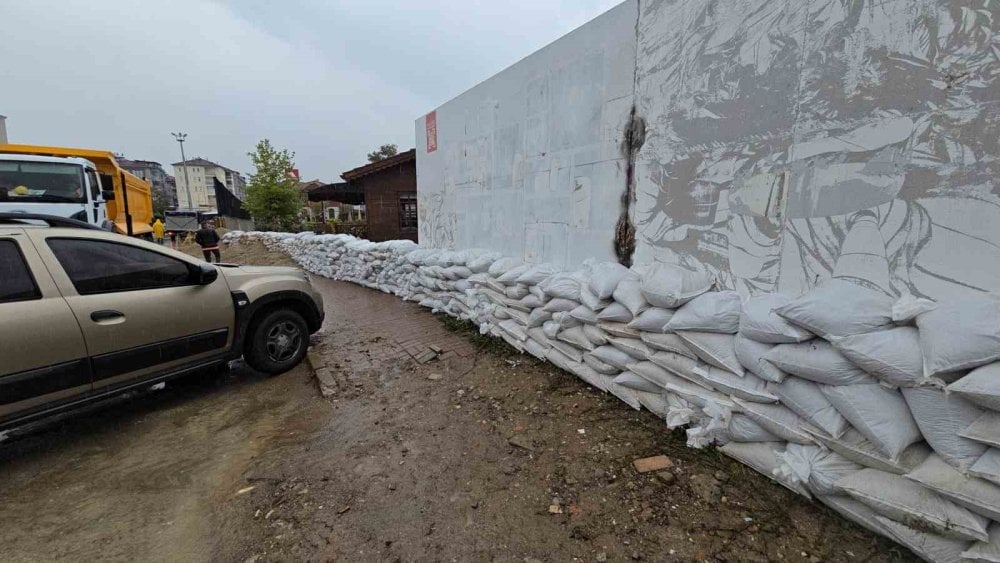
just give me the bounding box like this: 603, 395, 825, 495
615, 106, 646, 267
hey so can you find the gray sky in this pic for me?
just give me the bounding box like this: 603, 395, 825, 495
1, 0, 621, 182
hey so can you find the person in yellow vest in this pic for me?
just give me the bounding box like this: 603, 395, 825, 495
152, 218, 165, 245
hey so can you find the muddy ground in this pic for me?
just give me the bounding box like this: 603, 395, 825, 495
0, 240, 912, 562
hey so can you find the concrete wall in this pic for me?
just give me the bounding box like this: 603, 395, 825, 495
418, 0, 1000, 300
415, 2, 639, 267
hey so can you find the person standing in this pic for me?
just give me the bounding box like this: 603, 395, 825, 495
152, 218, 165, 245
195, 221, 221, 263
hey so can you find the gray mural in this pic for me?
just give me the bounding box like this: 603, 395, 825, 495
634, 0, 1000, 301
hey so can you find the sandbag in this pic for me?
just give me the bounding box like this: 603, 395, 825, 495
962, 524, 1000, 563
599, 322, 640, 339
767, 377, 848, 438
640, 332, 696, 359
970, 449, 1000, 487
805, 426, 931, 476
635, 389, 670, 418
527, 308, 552, 328
676, 331, 745, 376
527, 327, 554, 349
774, 279, 893, 339
542, 320, 560, 339
917, 297, 1000, 378
805, 450, 863, 497
701, 366, 777, 403
497, 264, 530, 284
629, 361, 683, 390
718, 442, 811, 497
541, 273, 582, 300
591, 345, 637, 370
467, 251, 503, 273
515, 263, 558, 285
557, 326, 595, 351
892, 294, 937, 324
607, 337, 653, 361
948, 362, 1000, 411
876, 516, 972, 563
728, 414, 781, 443
905, 454, 1000, 522
821, 384, 922, 460
734, 398, 814, 444
647, 351, 712, 389
740, 294, 814, 344
498, 319, 528, 341
487, 257, 522, 277
613, 371, 662, 394
596, 302, 633, 323
613, 278, 649, 316
568, 305, 598, 325
831, 327, 924, 387
734, 334, 787, 383
664, 291, 740, 334
609, 382, 643, 411
588, 261, 632, 299
626, 308, 675, 333
524, 339, 548, 360
960, 412, 1000, 449
835, 468, 989, 542
818, 495, 890, 537
550, 339, 584, 363
543, 298, 579, 313
505, 284, 529, 300
902, 387, 987, 471
765, 340, 874, 386
582, 324, 609, 347
579, 285, 610, 312
582, 353, 619, 376
640, 262, 713, 309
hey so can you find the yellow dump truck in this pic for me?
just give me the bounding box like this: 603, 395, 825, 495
0, 144, 154, 236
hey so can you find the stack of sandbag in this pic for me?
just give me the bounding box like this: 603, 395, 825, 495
222, 230, 1000, 562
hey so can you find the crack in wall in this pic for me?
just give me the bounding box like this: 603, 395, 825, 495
614, 0, 645, 268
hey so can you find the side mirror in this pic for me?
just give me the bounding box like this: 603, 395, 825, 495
190, 262, 218, 285
101, 190, 116, 201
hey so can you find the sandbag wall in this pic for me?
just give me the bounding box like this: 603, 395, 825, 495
225, 230, 1000, 562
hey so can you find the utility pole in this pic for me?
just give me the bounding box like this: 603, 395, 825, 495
171, 132, 194, 210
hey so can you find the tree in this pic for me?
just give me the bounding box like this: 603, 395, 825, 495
244, 139, 301, 230
367, 143, 398, 163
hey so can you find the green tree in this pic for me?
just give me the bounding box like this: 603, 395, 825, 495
244, 139, 301, 230
366, 143, 398, 163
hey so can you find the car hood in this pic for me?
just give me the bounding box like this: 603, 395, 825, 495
216, 264, 307, 280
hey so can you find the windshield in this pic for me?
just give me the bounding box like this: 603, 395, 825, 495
0, 161, 86, 204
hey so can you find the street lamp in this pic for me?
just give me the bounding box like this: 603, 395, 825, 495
171, 132, 194, 210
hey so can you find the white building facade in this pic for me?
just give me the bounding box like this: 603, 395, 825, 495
172, 158, 246, 210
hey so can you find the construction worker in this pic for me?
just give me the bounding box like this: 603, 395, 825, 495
152, 218, 165, 245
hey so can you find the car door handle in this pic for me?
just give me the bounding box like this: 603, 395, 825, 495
90, 310, 125, 322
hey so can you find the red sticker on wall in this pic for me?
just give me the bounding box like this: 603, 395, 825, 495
425, 111, 438, 154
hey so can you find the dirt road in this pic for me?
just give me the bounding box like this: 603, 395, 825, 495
0, 240, 911, 562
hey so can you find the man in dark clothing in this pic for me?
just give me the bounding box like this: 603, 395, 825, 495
195, 222, 221, 263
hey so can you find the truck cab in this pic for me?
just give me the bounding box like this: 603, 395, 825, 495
0, 154, 111, 229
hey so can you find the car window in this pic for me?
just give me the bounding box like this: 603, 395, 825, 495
0, 240, 41, 303
47, 238, 193, 295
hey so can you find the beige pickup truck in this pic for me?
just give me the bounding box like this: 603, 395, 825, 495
0, 213, 324, 429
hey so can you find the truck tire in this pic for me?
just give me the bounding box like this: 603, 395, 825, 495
245, 309, 309, 375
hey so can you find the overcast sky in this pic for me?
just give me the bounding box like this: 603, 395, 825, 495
1, 0, 621, 182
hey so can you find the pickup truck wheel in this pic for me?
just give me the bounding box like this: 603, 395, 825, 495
245, 309, 309, 375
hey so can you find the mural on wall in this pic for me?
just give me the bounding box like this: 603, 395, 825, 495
634, 0, 1000, 301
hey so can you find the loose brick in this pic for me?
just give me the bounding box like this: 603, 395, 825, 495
632, 455, 674, 473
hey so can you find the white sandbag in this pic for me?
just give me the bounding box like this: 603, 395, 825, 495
948, 362, 1000, 411
734, 334, 787, 383
739, 294, 814, 344
582, 324, 608, 346
588, 261, 632, 299
774, 279, 893, 339
835, 468, 989, 542
515, 263, 558, 285
821, 384, 922, 460
596, 302, 633, 323
970, 449, 1000, 486
579, 285, 610, 312
598, 322, 640, 339
635, 389, 670, 418
665, 381, 736, 412
542, 298, 579, 313
804, 450, 864, 496
552, 311, 582, 330
467, 251, 503, 273
610, 382, 643, 410
498, 319, 528, 341
831, 327, 924, 387
665, 393, 696, 428
626, 308, 675, 333
505, 284, 529, 299
902, 387, 987, 471
701, 366, 777, 403
877, 516, 972, 563
767, 377, 848, 438
960, 412, 1000, 449
527, 308, 552, 328
818, 496, 890, 537
664, 291, 740, 334
527, 327, 553, 349
568, 305, 598, 325
905, 454, 1000, 522
541, 273, 582, 300
765, 340, 874, 386
917, 297, 1000, 377
718, 442, 811, 497
524, 338, 549, 360
506, 308, 531, 324
676, 330, 744, 376
892, 294, 937, 324
629, 361, 682, 389
640, 332, 697, 359
612, 278, 649, 316
498, 331, 526, 352
607, 337, 653, 361
551, 339, 585, 363
542, 320, 560, 339
805, 425, 931, 476
591, 345, 637, 370
582, 353, 619, 376
614, 371, 662, 394
496, 264, 530, 284
728, 414, 781, 442
558, 326, 595, 351
734, 398, 814, 444
647, 351, 712, 389
640, 262, 713, 309
962, 524, 1000, 563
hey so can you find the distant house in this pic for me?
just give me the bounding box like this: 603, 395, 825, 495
118, 158, 176, 209
172, 157, 247, 210
341, 149, 417, 242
